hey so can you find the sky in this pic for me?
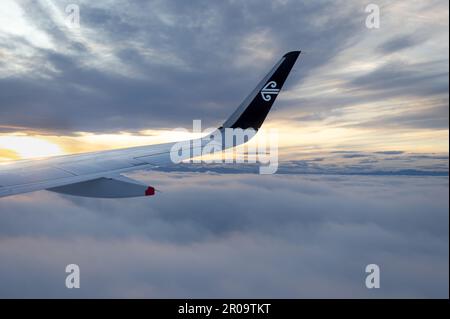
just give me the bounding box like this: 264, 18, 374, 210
0, 0, 448, 298
0, 0, 448, 159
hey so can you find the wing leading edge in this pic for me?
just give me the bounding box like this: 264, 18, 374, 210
0, 51, 301, 198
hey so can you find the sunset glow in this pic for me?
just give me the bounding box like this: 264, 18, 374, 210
0, 135, 63, 160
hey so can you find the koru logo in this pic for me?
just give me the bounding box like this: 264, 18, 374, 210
261, 81, 280, 101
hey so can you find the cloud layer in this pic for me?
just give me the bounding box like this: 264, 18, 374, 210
0, 172, 448, 298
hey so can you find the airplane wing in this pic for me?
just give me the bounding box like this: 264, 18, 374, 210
0, 51, 300, 198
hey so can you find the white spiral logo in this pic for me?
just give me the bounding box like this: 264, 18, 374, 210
260, 81, 280, 101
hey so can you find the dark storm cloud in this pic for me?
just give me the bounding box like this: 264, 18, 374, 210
0, 173, 448, 298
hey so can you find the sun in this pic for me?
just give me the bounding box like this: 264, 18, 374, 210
0, 135, 64, 160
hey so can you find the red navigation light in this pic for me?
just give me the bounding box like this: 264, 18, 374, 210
145, 186, 155, 196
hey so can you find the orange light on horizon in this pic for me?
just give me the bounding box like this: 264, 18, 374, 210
0, 123, 448, 163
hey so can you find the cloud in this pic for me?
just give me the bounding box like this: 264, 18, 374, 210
153, 152, 449, 176
348, 102, 449, 130
0, 172, 447, 298
0, 0, 373, 132
375, 151, 404, 155
378, 34, 423, 54
349, 61, 448, 98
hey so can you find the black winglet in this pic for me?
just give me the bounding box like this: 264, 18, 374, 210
222, 51, 301, 130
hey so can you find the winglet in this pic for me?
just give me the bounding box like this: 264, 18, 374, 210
221, 51, 301, 130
